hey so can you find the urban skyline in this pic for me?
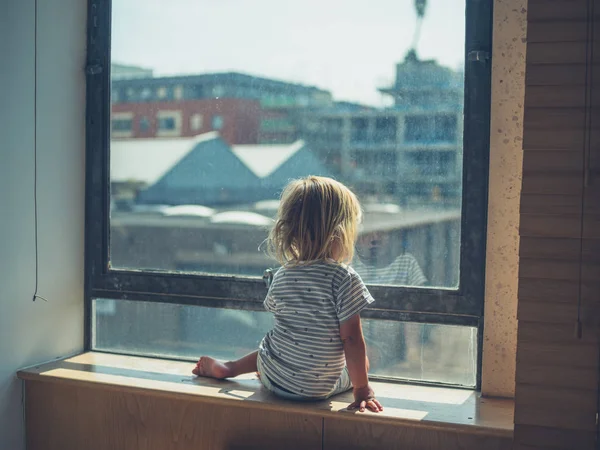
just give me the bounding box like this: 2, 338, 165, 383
111, 0, 466, 106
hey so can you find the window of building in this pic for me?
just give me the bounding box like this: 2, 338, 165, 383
350, 118, 368, 143
405, 114, 458, 143
159, 117, 176, 130
212, 85, 225, 97
156, 110, 182, 136
139, 116, 151, 132
140, 87, 152, 101
112, 118, 132, 132
212, 115, 224, 130
157, 86, 168, 99
373, 117, 397, 143
94, 0, 491, 388
190, 114, 203, 132
174, 85, 184, 100
110, 112, 134, 137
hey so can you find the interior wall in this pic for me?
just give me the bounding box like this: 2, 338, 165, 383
0, 0, 86, 448
482, 0, 527, 398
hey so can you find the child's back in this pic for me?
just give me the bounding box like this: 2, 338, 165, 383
259, 261, 373, 398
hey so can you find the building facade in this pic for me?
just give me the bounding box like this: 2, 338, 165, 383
111, 98, 261, 145
300, 52, 464, 206
111, 71, 332, 144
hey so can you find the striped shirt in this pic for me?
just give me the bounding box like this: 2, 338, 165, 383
257, 261, 374, 398
353, 253, 427, 286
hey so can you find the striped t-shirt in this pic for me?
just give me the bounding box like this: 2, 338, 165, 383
257, 261, 374, 398
353, 253, 427, 286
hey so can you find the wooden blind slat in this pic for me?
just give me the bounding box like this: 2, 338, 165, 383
518, 300, 600, 324
522, 150, 584, 172
520, 194, 583, 215
515, 384, 597, 415
518, 321, 599, 345
516, 363, 597, 390
527, 42, 588, 65
528, 21, 588, 43
525, 86, 587, 108
519, 257, 581, 281
523, 129, 585, 150
517, 342, 598, 370
520, 236, 582, 260
521, 173, 584, 196
520, 214, 582, 239
526, 64, 587, 86
528, 0, 589, 22
518, 277, 581, 302
524, 108, 587, 130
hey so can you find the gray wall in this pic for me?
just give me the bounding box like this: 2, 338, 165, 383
0, 1, 86, 448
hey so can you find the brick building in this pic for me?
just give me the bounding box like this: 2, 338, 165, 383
110, 71, 332, 144
111, 98, 261, 145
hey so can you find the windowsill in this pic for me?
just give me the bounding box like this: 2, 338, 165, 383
18, 352, 513, 437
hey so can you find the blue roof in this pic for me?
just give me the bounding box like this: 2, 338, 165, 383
261, 145, 334, 191
137, 137, 332, 207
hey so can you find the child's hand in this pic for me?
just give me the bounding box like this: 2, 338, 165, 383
349, 384, 384, 413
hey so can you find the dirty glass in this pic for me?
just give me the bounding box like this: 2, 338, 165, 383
109, 0, 465, 289
93, 299, 477, 387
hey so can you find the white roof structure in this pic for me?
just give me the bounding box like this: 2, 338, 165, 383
162, 205, 215, 217
210, 211, 273, 227
110, 133, 305, 185
254, 199, 280, 211
231, 140, 305, 178
110, 132, 219, 184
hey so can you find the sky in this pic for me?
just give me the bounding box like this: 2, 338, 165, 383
111, 0, 466, 105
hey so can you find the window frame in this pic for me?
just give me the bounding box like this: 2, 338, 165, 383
84, 0, 492, 386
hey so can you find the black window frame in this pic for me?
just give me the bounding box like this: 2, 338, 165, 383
84, 0, 493, 387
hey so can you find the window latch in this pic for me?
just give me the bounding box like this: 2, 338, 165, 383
467, 51, 491, 62
263, 268, 274, 289
85, 64, 103, 75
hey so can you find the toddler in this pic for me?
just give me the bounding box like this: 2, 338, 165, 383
193, 176, 383, 413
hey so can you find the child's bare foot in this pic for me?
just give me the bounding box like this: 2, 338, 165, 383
192, 357, 234, 379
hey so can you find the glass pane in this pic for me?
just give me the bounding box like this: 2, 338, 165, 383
93, 299, 477, 387
109, 0, 465, 288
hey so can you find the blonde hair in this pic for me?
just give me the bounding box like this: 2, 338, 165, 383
268, 176, 361, 265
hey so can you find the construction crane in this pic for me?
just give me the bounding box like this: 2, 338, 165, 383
409, 0, 427, 56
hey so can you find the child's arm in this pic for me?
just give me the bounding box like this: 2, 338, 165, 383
340, 314, 384, 413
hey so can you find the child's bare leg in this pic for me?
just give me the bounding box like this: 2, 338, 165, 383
192, 350, 258, 379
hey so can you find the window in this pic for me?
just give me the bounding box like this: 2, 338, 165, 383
110, 112, 134, 137
373, 116, 397, 143
156, 110, 182, 136
211, 115, 224, 130
90, 0, 491, 388
190, 114, 203, 132
140, 87, 152, 101
174, 85, 184, 100
139, 116, 151, 132
405, 114, 458, 143
112, 118, 132, 132
159, 117, 176, 130
350, 118, 368, 143
212, 85, 225, 97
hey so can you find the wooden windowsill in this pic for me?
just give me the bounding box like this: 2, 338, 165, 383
17, 352, 514, 438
